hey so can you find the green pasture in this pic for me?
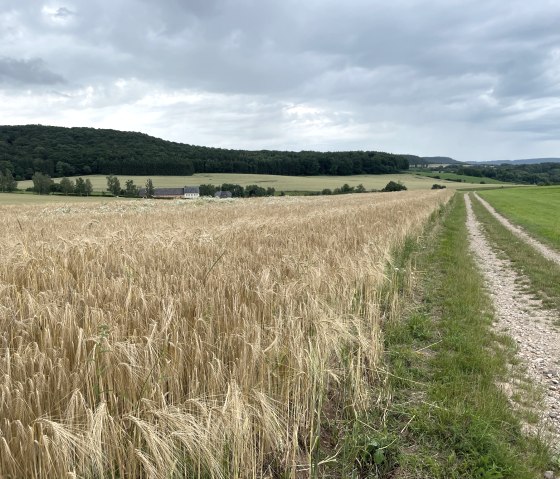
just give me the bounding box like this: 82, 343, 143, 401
18, 172, 508, 194
413, 170, 506, 184
478, 186, 560, 249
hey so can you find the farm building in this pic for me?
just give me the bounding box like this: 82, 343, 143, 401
138, 186, 200, 199
214, 190, 233, 199
184, 186, 200, 199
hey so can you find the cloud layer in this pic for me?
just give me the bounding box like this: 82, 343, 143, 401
1, 0, 560, 160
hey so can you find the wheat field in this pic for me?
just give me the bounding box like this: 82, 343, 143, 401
0, 191, 451, 478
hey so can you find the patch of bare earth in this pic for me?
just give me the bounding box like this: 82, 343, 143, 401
465, 194, 560, 451
474, 192, 560, 266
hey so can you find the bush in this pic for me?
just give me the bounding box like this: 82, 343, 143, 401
381, 181, 407, 192
431, 184, 446, 190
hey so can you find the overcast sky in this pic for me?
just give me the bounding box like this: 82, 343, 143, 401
1, 0, 560, 161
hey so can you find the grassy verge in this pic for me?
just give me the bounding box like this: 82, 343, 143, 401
346, 194, 555, 477
470, 193, 560, 312
477, 186, 560, 250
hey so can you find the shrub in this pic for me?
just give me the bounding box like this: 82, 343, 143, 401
381, 181, 407, 192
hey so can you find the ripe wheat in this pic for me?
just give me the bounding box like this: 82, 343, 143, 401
0, 191, 451, 478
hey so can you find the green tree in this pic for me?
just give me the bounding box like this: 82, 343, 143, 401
125, 179, 138, 197
32, 172, 53, 195
75, 177, 87, 196
145, 178, 155, 198
221, 183, 244, 197
84, 179, 93, 196
333, 183, 355, 195
0, 170, 18, 192
245, 184, 267, 197
55, 161, 75, 177
106, 175, 121, 196
199, 184, 217, 196
356, 184, 366, 193
59, 177, 74, 195
381, 181, 407, 192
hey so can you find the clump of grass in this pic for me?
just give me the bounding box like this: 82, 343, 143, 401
0, 190, 451, 477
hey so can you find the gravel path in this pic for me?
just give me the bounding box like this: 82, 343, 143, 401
474, 192, 560, 267
465, 194, 560, 449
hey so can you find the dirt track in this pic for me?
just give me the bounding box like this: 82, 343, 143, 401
465, 194, 560, 449
474, 192, 560, 266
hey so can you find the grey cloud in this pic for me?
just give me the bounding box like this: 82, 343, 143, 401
0, 57, 65, 85
2, 0, 560, 160
54, 7, 74, 18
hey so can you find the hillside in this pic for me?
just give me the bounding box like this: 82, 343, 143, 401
421, 155, 462, 164
478, 157, 560, 165
0, 125, 408, 180
403, 154, 462, 166
446, 162, 560, 185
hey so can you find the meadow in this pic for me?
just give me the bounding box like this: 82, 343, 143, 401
413, 170, 506, 184
16, 172, 506, 195
478, 186, 560, 248
0, 190, 451, 478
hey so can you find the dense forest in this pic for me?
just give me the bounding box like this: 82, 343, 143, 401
0, 125, 409, 180
445, 162, 560, 185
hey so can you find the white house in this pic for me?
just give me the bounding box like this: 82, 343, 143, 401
183, 186, 200, 199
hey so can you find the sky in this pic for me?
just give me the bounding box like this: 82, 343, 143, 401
1, 0, 560, 162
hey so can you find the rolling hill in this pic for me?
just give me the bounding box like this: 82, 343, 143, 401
0, 124, 408, 180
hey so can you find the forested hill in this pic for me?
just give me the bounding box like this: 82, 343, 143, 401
0, 125, 409, 180
477, 158, 560, 166
403, 154, 461, 166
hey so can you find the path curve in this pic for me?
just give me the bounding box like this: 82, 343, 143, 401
474, 192, 560, 266
465, 194, 560, 448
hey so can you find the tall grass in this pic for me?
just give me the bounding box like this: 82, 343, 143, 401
0, 191, 450, 478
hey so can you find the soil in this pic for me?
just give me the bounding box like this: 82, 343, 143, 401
465, 194, 560, 451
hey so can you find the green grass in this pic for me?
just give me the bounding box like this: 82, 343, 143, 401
478, 186, 560, 250
413, 170, 507, 185
374, 194, 555, 477
16, 172, 507, 195
470, 193, 560, 312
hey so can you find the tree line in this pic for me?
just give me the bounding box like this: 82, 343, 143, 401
21, 173, 413, 198
24, 172, 95, 195
0, 125, 409, 180
440, 163, 560, 185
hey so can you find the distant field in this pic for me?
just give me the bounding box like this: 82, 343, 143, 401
18, 172, 510, 194
478, 186, 560, 249
413, 171, 505, 184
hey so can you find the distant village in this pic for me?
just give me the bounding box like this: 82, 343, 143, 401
137, 186, 232, 199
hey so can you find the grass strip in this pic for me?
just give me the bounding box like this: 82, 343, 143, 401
470, 193, 560, 313
477, 187, 560, 250
377, 194, 554, 478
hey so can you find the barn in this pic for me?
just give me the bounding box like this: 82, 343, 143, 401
138, 186, 200, 199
